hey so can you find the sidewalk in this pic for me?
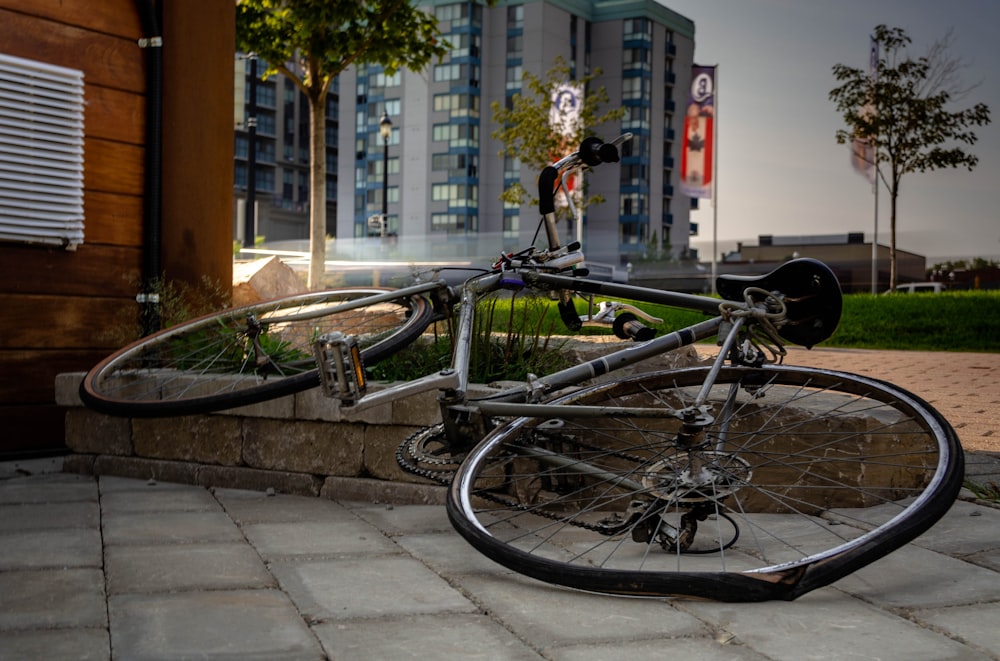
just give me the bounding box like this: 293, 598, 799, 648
1, 465, 998, 660
1, 348, 998, 660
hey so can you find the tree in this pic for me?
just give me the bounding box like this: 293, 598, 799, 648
236, 0, 447, 289
491, 56, 625, 244
830, 25, 991, 291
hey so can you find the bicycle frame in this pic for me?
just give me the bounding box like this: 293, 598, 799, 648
314, 132, 800, 446
315, 269, 736, 430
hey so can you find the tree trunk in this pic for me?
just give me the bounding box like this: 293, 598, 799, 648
308, 91, 327, 290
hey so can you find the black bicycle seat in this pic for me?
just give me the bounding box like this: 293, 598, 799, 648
716, 258, 843, 349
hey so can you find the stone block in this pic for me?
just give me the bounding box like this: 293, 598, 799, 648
391, 387, 442, 426
196, 465, 321, 497
65, 409, 131, 455
232, 255, 307, 306
93, 456, 199, 486
132, 415, 242, 465
215, 394, 295, 419
54, 371, 85, 407
296, 380, 397, 424
362, 423, 427, 482
62, 453, 96, 475
293, 386, 343, 422
242, 417, 364, 476
320, 476, 447, 505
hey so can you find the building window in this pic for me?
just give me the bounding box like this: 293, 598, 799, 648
431, 123, 479, 148
368, 70, 400, 88
366, 186, 398, 207
623, 18, 652, 41
433, 93, 480, 117
620, 221, 648, 245
431, 213, 478, 232
506, 65, 522, 91
0, 54, 85, 249
622, 104, 650, 130
507, 4, 523, 29
622, 47, 650, 71
432, 153, 478, 177
622, 77, 643, 100
432, 183, 478, 205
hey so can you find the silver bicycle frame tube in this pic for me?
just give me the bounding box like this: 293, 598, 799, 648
335, 273, 725, 417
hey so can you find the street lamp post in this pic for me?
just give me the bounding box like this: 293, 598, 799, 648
379, 111, 392, 236
244, 53, 258, 247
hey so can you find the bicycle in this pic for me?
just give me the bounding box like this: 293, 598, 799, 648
80, 133, 963, 602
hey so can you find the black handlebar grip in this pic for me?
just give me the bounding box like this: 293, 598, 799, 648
557, 299, 583, 331
580, 137, 621, 167
613, 313, 656, 341
538, 166, 559, 215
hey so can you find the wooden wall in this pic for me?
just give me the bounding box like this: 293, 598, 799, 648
0, 1, 234, 456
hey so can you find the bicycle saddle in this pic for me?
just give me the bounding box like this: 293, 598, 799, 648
716, 258, 843, 349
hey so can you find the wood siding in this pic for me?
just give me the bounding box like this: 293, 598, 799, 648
0, 1, 235, 455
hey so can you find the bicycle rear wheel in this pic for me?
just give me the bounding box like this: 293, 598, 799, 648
81, 288, 433, 417
447, 365, 963, 601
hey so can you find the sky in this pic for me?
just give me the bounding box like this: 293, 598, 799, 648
661, 0, 1000, 263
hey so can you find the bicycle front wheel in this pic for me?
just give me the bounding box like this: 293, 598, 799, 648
81, 288, 433, 417
447, 365, 963, 602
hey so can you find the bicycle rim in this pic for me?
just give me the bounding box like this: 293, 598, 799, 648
447, 366, 963, 601
81, 288, 433, 417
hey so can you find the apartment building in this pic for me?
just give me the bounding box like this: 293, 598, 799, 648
237, 0, 698, 268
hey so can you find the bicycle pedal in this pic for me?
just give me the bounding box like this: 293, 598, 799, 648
313, 332, 367, 403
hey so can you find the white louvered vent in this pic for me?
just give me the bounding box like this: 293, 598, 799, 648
0, 53, 85, 249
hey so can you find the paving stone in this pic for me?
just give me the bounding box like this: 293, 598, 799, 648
452, 573, 706, 649
906, 499, 1000, 555
109, 590, 323, 661
0, 569, 106, 630
912, 602, 1000, 656
105, 542, 275, 594
269, 555, 476, 620
347, 502, 454, 535
0, 529, 102, 570
394, 531, 515, 576
312, 613, 541, 660
100, 486, 222, 514
0, 472, 97, 505
214, 487, 353, 523
241, 518, 400, 559
832, 545, 1000, 609
0, 628, 110, 661
102, 510, 243, 546
0, 501, 99, 532
546, 636, 770, 661
681, 588, 987, 661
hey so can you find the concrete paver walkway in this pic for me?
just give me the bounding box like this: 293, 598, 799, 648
1, 348, 998, 660
1, 463, 998, 660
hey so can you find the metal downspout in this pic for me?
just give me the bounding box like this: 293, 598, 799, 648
136, 0, 163, 335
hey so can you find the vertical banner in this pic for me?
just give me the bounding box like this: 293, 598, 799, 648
851, 36, 878, 183
550, 83, 584, 209
680, 65, 716, 199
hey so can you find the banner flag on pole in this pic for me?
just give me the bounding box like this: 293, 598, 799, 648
550, 83, 583, 208
680, 65, 716, 199
851, 36, 878, 183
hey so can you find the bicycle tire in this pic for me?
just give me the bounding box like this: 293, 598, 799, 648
80, 288, 434, 417
447, 365, 963, 602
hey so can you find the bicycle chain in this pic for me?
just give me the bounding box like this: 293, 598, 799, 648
395, 425, 464, 485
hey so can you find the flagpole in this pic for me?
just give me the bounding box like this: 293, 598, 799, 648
711, 64, 719, 296
869, 34, 879, 294
871, 175, 878, 293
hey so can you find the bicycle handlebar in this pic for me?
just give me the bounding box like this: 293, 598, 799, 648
538, 134, 631, 220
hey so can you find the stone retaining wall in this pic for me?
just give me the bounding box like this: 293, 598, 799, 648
57, 343, 703, 502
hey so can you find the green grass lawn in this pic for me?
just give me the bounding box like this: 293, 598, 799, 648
827, 291, 999, 352
500, 289, 1000, 353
